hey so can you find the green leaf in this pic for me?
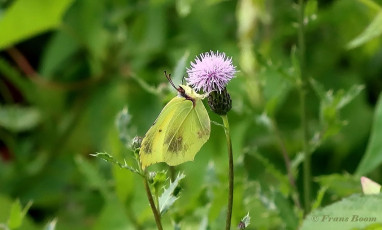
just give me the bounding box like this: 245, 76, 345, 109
148, 171, 167, 194
274, 191, 298, 230
0, 0, 75, 50
39, 31, 80, 78
310, 79, 364, 142
312, 186, 328, 210
93, 197, 132, 230
159, 173, 185, 215
176, 0, 194, 17
0, 58, 35, 103
74, 155, 110, 198
7, 200, 32, 229
301, 194, 382, 230
250, 152, 291, 196
337, 85, 365, 109
316, 174, 361, 199
91, 152, 142, 176
172, 51, 189, 86
356, 94, 382, 175
0, 105, 41, 132
112, 165, 134, 204
358, 0, 381, 12
304, 0, 318, 24
7, 200, 22, 229
347, 11, 382, 49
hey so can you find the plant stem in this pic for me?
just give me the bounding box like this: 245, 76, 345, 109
221, 115, 234, 230
271, 119, 301, 209
297, 0, 311, 213
143, 175, 163, 230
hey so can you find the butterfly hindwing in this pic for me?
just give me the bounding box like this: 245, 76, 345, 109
163, 98, 210, 166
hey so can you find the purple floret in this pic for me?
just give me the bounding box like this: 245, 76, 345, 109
186, 51, 236, 93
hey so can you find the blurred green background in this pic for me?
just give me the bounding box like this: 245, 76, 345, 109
1, 0, 382, 229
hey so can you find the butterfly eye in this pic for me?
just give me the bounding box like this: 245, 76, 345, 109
178, 86, 185, 95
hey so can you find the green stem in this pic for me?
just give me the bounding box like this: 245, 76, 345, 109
155, 190, 160, 214
221, 115, 234, 230
271, 119, 301, 209
298, 0, 311, 213
143, 175, 163, 230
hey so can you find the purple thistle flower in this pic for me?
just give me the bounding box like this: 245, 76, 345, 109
186, 51, 236, 93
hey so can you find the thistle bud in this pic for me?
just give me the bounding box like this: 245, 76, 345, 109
207, 88, 232, 115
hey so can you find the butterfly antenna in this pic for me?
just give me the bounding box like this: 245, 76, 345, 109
164, 71, 177, 90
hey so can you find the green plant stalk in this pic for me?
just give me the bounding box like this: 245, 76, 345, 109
271, 119, 301, 209
298, 0, 311, 213
155, 189, 160, 214
221, 115, 234, 230
143, 175, 163, 230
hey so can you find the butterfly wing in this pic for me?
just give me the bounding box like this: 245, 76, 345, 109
162, 98, 210, 166
139, 97, 187, 170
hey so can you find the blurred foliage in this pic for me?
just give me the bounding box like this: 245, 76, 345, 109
1, 0, 382, 229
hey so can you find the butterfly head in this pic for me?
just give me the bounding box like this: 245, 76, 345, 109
178, 85, 204, 100
164, 71, 207, 101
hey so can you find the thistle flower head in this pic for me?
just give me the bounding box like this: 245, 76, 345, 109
186, 51, 236, 93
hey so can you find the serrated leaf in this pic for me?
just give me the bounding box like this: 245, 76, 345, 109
250, 152, 290, 196
356, 94, 382, 175
301, 194, 382, 230
159, 173, 185, 215
310, 79, 364, 141
361, 177, 381, 195
149, 171, 167, 193
347, 11, 382, 49
238, 212, 251, 229
316, 174, 361, 198
0, 105, 41, 132
274, 191, 298, 230
0, 0, 74, 50
91, 152, 141, 176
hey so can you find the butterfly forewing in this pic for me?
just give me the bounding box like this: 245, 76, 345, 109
140, 97, 185, 169
139, 85, 211, 170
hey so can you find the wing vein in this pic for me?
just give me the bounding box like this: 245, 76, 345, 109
194, 101, 207, 130
164, 103, 193, 152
